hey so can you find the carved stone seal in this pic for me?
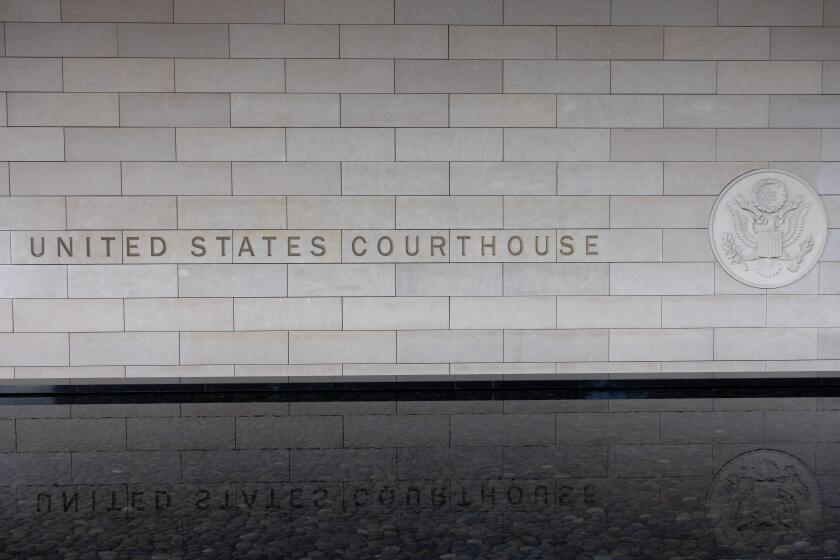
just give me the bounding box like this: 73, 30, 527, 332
709, 169, 827, 288
707, 449, 821, 551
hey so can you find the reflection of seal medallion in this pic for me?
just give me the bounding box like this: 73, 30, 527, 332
709, 169, 827, 288
707, 450, 821, 551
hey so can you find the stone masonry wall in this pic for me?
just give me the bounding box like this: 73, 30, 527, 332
0, 0, 839, 381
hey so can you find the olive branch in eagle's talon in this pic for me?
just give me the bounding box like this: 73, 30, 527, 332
721, 232, 747, 271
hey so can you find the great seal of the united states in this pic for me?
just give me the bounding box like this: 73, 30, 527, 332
709, 169, 827, 288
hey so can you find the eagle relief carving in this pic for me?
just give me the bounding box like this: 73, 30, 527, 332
709, 170, 828, 289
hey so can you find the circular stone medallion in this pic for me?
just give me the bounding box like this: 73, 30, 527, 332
709, 169, 828, 288
707, 449, 822, 550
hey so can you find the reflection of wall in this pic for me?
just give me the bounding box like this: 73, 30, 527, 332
1, 397, 839, 556
0, 0, 839, 381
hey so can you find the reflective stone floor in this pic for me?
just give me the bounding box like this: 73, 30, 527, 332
1, 390, 839, 559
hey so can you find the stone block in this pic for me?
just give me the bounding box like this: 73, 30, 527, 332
17, 418, 124, 452
716, 129, 821, 161
503, 60, 610, 93
235, 298, 341, 330
504, 129, 609, 161
610, 329, 714, 361
395, 0, 501, 24
14, 299, 123, 332
230, 24, 338, 58
117, 23, 229, 58
68, 265, 178, 298
125, 298, 233, 331
718, 61, 822, 94
1, 0, 60, 21
0, 127, 63, 161
665, 95, 769, 128
62, 0, 173, 22
505, 196, 609, 228
286, 0, 392, 23
8, 93, 118, 126
177, 128, 285, 162
128, 417, 234, 450
340, 25, 447, 58
396, 128, 502, 161
397, 196, 502, 228
6, 22, 116, 56
123, 162, 231, 196
287, 195, 393, 228
769, 95, 840, 128
232, 94, 338, 127
0, 334, 68, 366
452, 162, 555, 195
504, 263, 609, 295
504, 329, 608, 362
181, 331, 289, 365
287, 128, 393, 161
610, 129, 715, 161
662, 295, 766, 328
556, 296, 661, 328
65, 58, 173, 92
289, 330, 395, 364
558, 94, 662, 128
343, 297, 448, 330
715, 328, 819, 360
0, 196, 65, 229
67, 196, 176, 229
611, 263, 715, 295
175, 59, 285, 93
557, 162, 662, 195
397, 330, 503, 363
449, 26, 555, 59
286, 59, 393, 93
343, 162, 448, 195
611, 61, 716, 93
612, 0, 717, 25
120, 93, 230, 127
178, 196, 286, 229
66, 128, 174, 161
234, 162, 340, 195
664, 26, 769, 60
344, 415, 449, 447
288, 264, 394, 297
0, 266, 66, 298
610, 195, 714, 228
175, 0, 285, 23
178, 264, 287, 297
719, 0, 823, 25
451, 296, 555, 329
70, 332, 179, 366
396, 263, 502, 296
395, 60, 502, 93
342, 94, 449, 127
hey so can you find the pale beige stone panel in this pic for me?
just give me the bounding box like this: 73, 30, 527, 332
504, 330, 608, 362
288, 196, 393, 229
67, 197, 176, 229
69, 265, 177, 298
175, 0, 285, 23
118, 24, 229, 58
662, 229, 714, 261
396, 263, 503, 296
178, 196, 286, 229
396, 0, 501, 24
0, 334, 68, 366
451, 296, 555, 329
342, 162, 448, 196
0, 197, 65, 229
612, 0, 717, 25
6, 23, 116, 57
718, 62, 822, 94
13, 230, 123, 265
340, 25, 448, 59
449, 26, 555, 59
0, 58, 61, 92
0, 233, 8, 264
662, 295, 766, 328
1, 0, 60, 21
504, 0, 609, 24
556, 26, 661, 59
611, 129, 715, 161
715, 328, 818, 361
504, 129, 609, 161
120, 94, 230, 127
287, 128, 393, 161
611, 329, 714, 361
397, 330, 502, 363
0, 163, 7, 195
181, 331, 289, 365
556, 296, 661, 329
451, 94, 554, 127
71, 332, 179, 365
288, 264, 394, 297
289, 331, 395, 364
397, 196, 501, 229
824, 131, 840, 162
234, 162, 340, 195
769, 96, 840, 128
611, 62, 716, 94
611, 263, 715, 295
664, 162, 765, 195
177, 128, 285, 162
772, 28, 840, 60
343, 297, 448, 330
0, 300, 10, 332
826, 63, 840, 94
821, 263, 840, 294
447, 229, 553, 263
610, 196, 715, 228
0, 266, 66, 298
452, 162, 555, 196
665, 95, 769, 128
557, 95, 662, 128
13, 299, 123, 332
820, 329, 840, 359
503, 263, 610, 296
396, 128, 502, 161
64, 58, 174, 92
557, 163, 662, 195
124, 230, 233, 264
287, 0, 392, 23
66, 128, 174, 162
235, 298, 341, 330
128, 365, 231, 378
231, 94, 339, 127
556, 229, 663, 263
230, 25, 337, 58
717, 129, 821, 161
342, 95, 449, 127
286, 60, 393, 93
7, 93, 118, 126
395, 60, 502, 93
504, 196, 608, 229
828, 0, 840, 25
175, 59, 285, 93
230, 229, 339, 264
664, 27, 769, 60
62, 0, 173, 22
718, 0, 822, 25
343, 230, 448, 263
503, 61, 610, 93
767, 296, 840, 327
125, 298, 233, 331
178, 264, 287, 297
123, 162, 231, 196
0, 128, 63, 161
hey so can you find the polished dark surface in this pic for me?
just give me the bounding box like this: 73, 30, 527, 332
0, 392, 839, 559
